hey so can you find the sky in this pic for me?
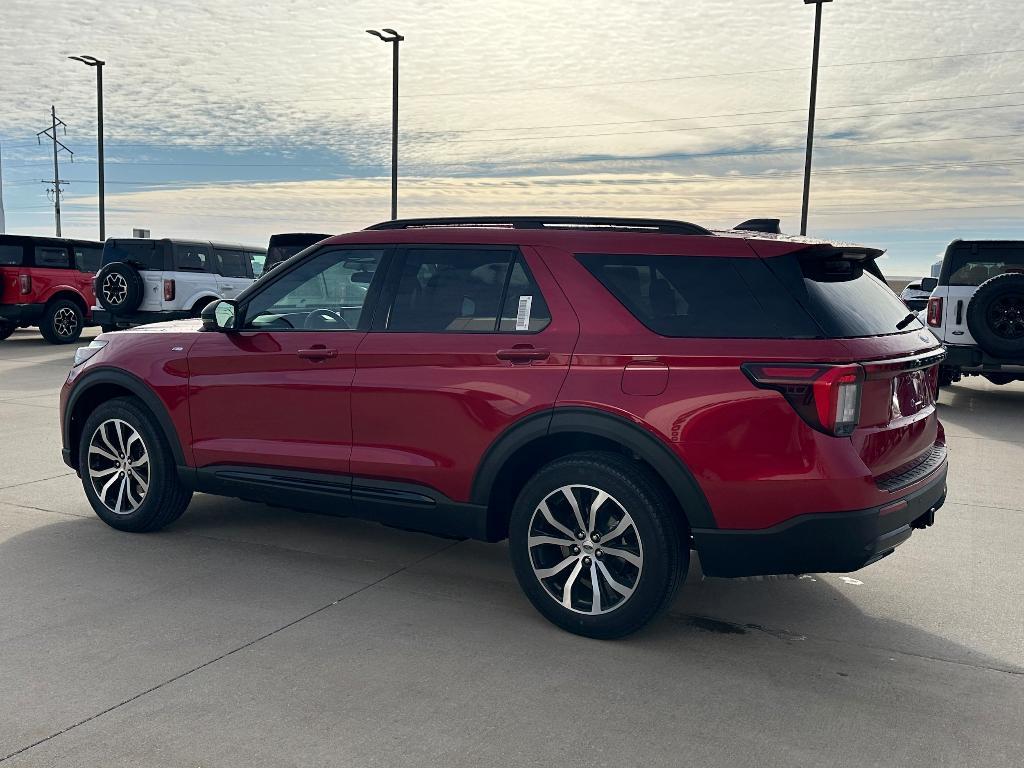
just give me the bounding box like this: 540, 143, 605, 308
1, 0, 1023, 277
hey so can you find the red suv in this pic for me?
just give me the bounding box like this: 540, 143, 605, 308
1, 234, 103, 344
60, 217, 948, 637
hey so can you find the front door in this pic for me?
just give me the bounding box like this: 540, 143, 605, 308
351, 244, 579, 503
188, 245, 388, 474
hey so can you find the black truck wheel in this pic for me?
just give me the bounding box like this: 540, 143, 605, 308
967, 273, 1024, 358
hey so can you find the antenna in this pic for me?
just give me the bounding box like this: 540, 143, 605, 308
37, 106, 73, 237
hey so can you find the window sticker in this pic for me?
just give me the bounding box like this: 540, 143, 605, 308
516, 295, 533, 331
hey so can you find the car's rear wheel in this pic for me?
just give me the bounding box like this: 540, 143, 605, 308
78, 397, 192, 532
0, 321, 14, 341
40, 299, 84, 344
984, 373, 1018, 386
509, 451, 686, 638
937, 365, 956, 388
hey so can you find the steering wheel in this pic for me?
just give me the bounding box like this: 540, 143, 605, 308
303, 308, 350, 330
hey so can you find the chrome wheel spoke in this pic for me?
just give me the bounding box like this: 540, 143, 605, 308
99, 425, 119, 456
602, 515, 633, 545
600, 546, 642, 568
113, 477, 127, 513
537, 500, 575, 540
529, 534, 575, 548
89, 466, 118, 479
99, 472, 120, 498
589, 562, 602, 614
535, 556, 578, 579
597, 560, 635, 599
89, 445, 118, 462
562, 487, 587, 534
561, 560, 584, 608
588, 490, 609, 534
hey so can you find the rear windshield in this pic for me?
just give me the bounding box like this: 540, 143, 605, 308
103, 240, 163, 270
940, 242, 1024, 286
578, 253, 920, 339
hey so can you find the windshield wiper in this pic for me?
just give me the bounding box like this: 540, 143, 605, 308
896, 312, 919, 330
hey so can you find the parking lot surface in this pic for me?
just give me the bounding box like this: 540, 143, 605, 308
1, 327, 1021, 767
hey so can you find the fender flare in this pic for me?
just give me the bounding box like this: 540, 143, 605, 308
471, 406, 716, 530
181, 291, 221, 313
63, 368, 188, 468
42, 286, 89, 310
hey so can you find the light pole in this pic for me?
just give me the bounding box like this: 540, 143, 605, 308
69, 55, 106, 240
800, 0, 831, 236
366, 29, 404, 220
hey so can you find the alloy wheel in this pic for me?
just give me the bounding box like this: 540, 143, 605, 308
87, 419, 150, 515
527, 484, 643, 615
52, 306, 78, 338
102, 273, 129, 306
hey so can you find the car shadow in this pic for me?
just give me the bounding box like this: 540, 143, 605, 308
3, 501, 1019, 678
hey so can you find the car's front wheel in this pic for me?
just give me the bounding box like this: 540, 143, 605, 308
509, 451, 687, 638
78, 397, 192, 532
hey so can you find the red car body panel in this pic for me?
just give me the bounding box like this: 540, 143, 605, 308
17, 265, 97, 319
61, 224, 947, 555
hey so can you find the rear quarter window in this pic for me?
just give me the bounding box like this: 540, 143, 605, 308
577, 254, 819, 338
174, 244, 212, 272
0, 244, 23, 266
34, 246, 70, 268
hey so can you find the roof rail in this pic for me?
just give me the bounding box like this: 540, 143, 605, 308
364, 216, 711, 236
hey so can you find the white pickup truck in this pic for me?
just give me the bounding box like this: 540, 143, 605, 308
924, 240, 1024, 387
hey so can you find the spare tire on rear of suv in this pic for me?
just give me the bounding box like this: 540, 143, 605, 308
966, 273, 1024, 358
95, 262, 145, 314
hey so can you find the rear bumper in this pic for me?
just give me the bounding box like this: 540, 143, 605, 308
0, 303, 45, 326
92, 308, 191, 327
943, 344, 1024, 372
693, 462, 947, 577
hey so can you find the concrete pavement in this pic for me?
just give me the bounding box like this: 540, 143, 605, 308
0, 327, 1021, 767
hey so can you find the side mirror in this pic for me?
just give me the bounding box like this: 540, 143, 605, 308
920, 277, 938, 292
201, 299, 239, 332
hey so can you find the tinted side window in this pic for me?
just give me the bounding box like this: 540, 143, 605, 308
214, 249, 249, 278
247, 251, 266, 278
499, 257, 551, 332
387, 248, 515, 333
174, 244, 212, 272
0, 244, 23, 266
245, 248, 384, 331
35, 246, 70, 268
75, 246, 103, 273
578, 254, 819, 339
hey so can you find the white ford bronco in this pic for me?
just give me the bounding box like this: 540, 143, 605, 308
92, 238, 266, 330
925, 239, 1024, 387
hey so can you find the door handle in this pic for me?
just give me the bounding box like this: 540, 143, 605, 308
496, 346, 550, 364
297, 347, 338, 361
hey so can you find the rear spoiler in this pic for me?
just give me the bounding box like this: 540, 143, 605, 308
796, 244, 887, 282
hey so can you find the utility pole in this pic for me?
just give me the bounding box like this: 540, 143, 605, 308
800, 0, 832, 236
367, 28, 404, 220
37, 106, 73, 237
69, 55, 106, 240
0, 140, 6, 234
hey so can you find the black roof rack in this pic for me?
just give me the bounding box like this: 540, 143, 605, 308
364, 216, 711, 235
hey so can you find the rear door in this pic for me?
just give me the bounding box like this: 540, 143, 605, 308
350, 244, 579, 503
187, 245, 388, 473
171, 242, 215, 311
0, 240, 27, 305
213, 247, 255, 298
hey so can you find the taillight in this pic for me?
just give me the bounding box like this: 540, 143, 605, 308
742, 363, 864, 437
926, 297, 943, 327
163, 279, 175, 301
19, 274, 31, 295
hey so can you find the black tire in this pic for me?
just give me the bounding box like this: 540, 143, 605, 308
983, 373, 1017, 386
39, 299, 84, 344
78, 397, 192, 532
508, 451, 687, 639
95, 261, 145, 313
937, 365, 956, 388
100, 324, 119, 333
0, 322, 14, 341
966, 273, 1024, 358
